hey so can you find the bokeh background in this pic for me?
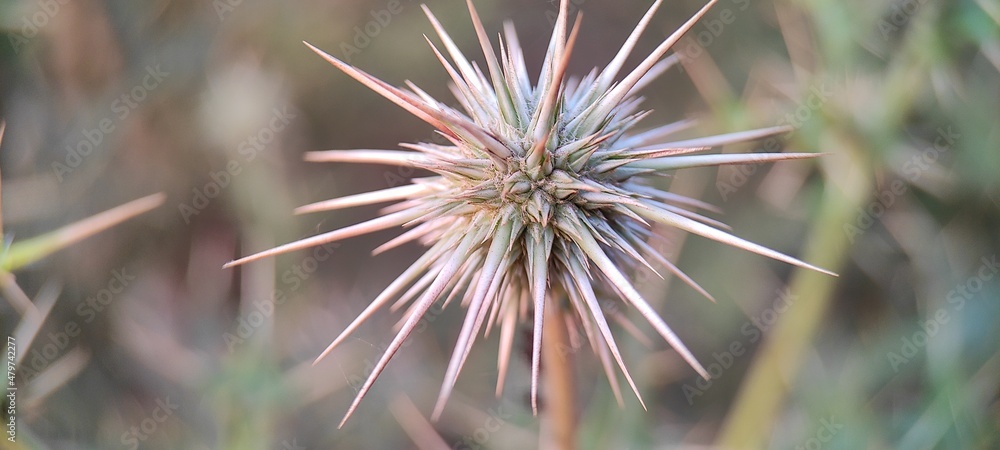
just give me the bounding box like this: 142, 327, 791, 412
1, 0, 998, 448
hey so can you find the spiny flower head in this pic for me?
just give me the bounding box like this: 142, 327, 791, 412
225, 0, 833, 426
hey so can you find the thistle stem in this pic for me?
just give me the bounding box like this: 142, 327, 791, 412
541, 296, 576, 450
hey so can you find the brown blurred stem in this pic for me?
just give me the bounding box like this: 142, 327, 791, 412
541, 296, 576, 450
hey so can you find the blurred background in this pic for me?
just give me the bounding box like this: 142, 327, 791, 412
1, 0, 998, 448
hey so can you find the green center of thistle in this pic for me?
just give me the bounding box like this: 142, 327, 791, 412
492, 151, 592, 226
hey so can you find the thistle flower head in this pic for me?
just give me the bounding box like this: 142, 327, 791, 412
225, 0, 833, 426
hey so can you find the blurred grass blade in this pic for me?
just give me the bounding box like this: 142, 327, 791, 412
0, 193, 166, 271
390, 395, 450, 450
23, 347, 91, 411
12, 280, 61, 366
1, 271, 37, 316
0, 120, 6, 237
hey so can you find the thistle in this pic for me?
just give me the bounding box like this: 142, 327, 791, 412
225, 0, 833, 426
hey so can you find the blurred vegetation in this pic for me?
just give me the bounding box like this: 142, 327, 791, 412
1, 0, 998, 449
